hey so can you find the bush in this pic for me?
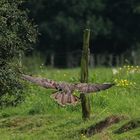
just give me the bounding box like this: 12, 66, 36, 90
0, 0, 37, 107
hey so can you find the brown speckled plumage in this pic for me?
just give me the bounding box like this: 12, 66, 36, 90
22, 74, 114, 106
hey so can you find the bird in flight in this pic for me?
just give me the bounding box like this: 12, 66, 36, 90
22, 74, 114, 106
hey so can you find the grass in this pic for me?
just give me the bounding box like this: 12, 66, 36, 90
0, 67, 140, 140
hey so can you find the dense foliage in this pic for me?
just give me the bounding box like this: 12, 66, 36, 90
0, 0, 37, 106
27, 0, 140, 66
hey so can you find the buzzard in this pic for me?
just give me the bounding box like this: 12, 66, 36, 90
22, 74, 114, 106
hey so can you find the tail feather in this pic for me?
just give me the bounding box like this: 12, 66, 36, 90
61, 93, 68, 105
50, 92, 79, 106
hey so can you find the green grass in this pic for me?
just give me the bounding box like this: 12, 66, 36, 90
0, 67, 140, 140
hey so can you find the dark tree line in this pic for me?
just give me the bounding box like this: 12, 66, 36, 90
26, 0, 140, 66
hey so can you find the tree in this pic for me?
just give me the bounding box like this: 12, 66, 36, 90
0, 0, 37, 106
102, 0, 140, 54
27, 0, 112, 67
27, 0, 140, 67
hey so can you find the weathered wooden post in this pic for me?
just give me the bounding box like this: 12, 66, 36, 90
80, 29, 91, 120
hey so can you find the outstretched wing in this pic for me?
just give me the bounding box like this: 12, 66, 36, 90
22, 74, 58, 89
22, 74, 74, 91
50, 91, 79, 106
75, 83, 114, 94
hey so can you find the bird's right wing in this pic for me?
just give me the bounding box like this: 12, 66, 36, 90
22, 74, 57, 89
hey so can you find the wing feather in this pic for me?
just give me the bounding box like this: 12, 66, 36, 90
75, 83, 114, 93
22, 74, 57, 89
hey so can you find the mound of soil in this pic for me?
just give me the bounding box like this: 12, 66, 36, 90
81, 115, 125, 137
114, 118, 140, 134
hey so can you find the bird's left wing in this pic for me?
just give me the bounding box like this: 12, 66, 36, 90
75, 83, 114, 94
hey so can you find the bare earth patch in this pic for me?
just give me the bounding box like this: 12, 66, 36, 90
114, 118, 140, 134
81, 115, 126, 137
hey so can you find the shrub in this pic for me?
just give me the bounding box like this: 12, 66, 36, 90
0, 0, 37, 106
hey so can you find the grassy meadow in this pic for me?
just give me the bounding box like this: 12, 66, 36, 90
0, 64, 140, 140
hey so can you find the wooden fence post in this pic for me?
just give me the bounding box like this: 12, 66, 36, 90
80, 29, 91, 120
